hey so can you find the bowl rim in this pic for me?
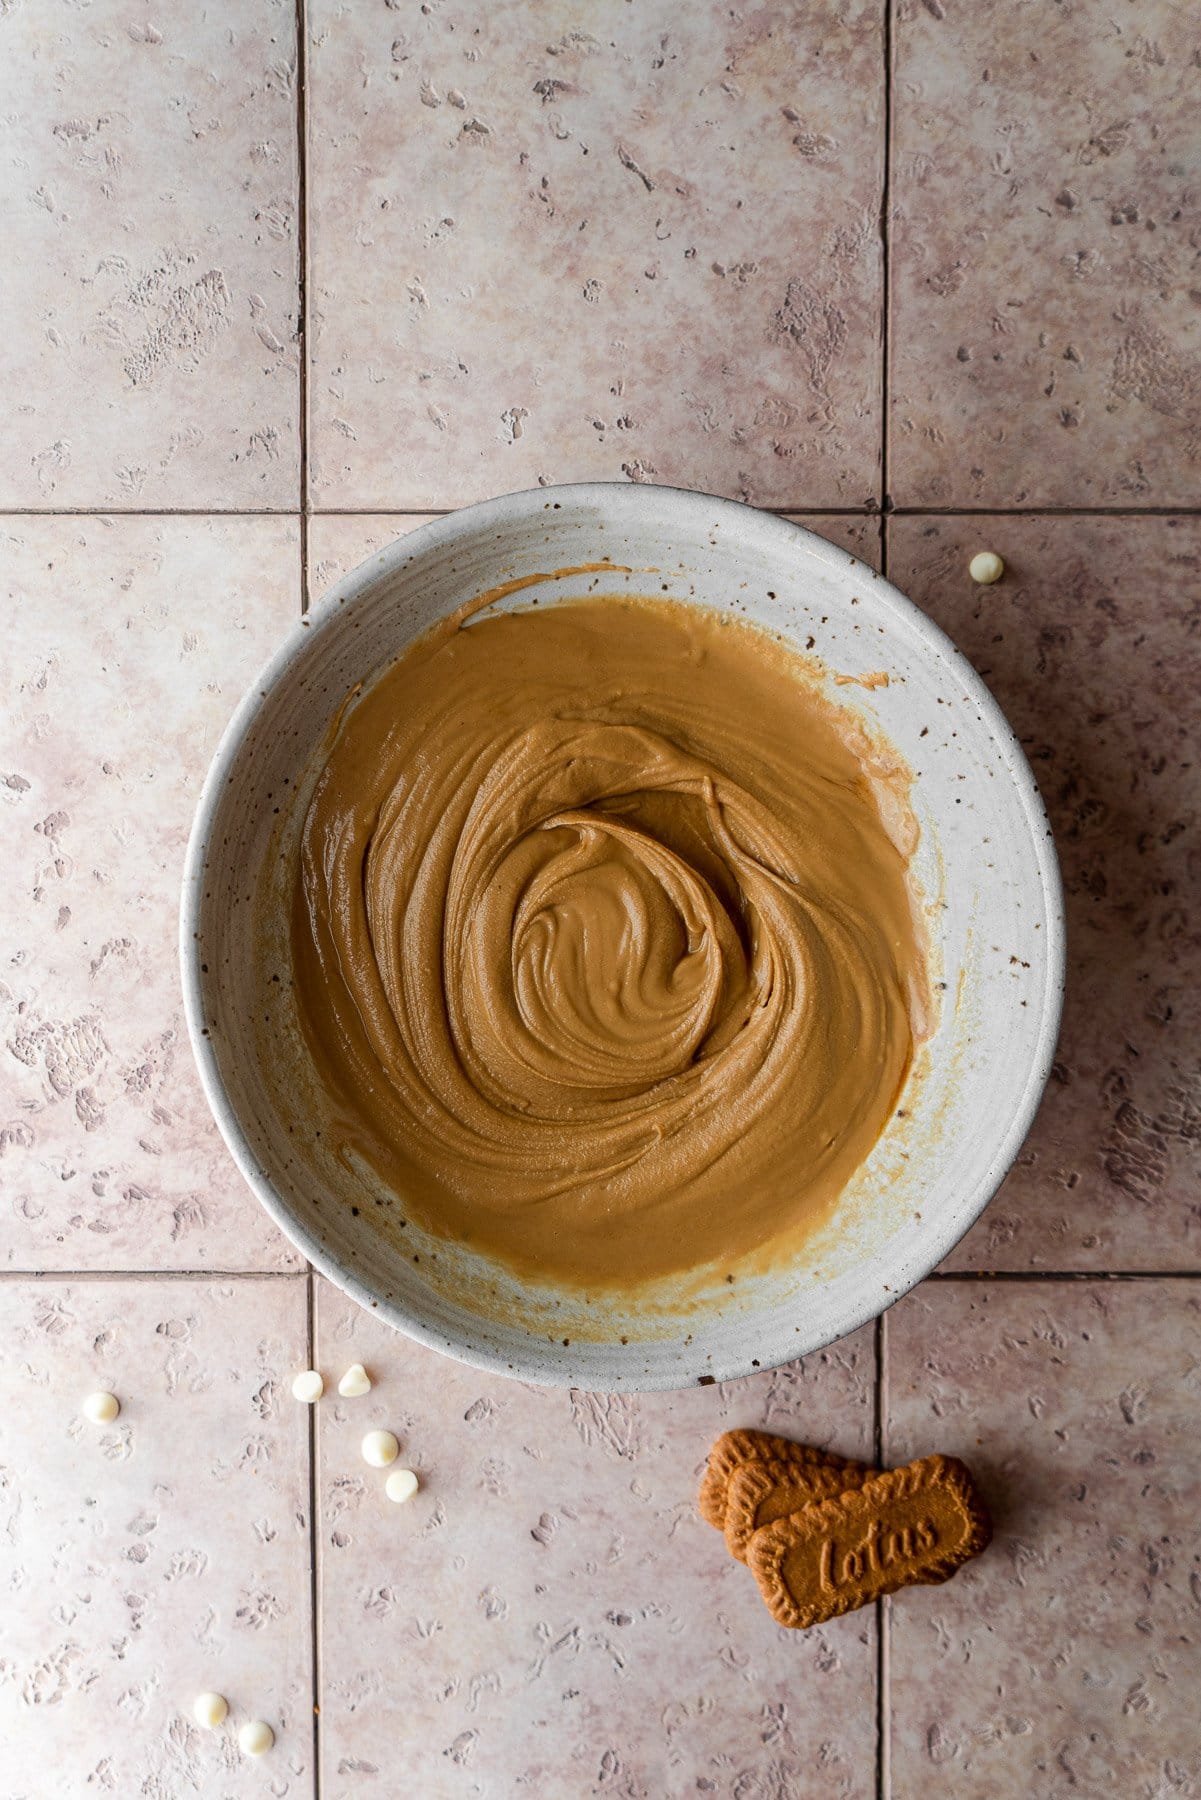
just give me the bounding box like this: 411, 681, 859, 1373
180, 480, 1066, 1388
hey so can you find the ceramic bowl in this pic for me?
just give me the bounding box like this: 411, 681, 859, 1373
181, 484, 1064, 1389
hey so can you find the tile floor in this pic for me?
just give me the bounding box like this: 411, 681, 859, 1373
2, 2, 1198, 1795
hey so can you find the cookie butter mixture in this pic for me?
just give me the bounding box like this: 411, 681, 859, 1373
291, 593, 928, 1289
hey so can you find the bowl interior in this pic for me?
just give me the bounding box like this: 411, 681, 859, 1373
183, 485, 1063, 1389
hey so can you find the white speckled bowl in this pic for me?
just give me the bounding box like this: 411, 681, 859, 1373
182, 484, 1064, 1389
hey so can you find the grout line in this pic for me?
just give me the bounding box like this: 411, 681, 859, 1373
2, 502, 1198, 521
3, 1267, 1201, 1284
878, 0, 892, 628
296, 0, 310, 615
878, 1598, 889, 1792
3, 1267, 1200, 1284
877, 1309, 891, 1800
873, 1312, 886, 1800
0, 1268, 310, 1282
306, 1267, 322, 1795
0, 507, 303, 518
926, 1269, 1201, 1282
886, 503, 1199, 519
879, 0, 893, 526
296, 506, 887, 520
872, 1317, 884, 1467
297, 503, 1200, 519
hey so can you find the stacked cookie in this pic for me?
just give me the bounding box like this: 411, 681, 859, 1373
699, 1429, 991, 1630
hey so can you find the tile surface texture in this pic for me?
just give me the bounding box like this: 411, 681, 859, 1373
889, 515, 1201, 1271
316, 1284, 877, 1798
1, 516, 302, 1271
886, 1280, 1201, 1798
2, 0, 1200, 1789
1, 0, 300, 509
0, 1278, 313, 1796
307, 0, 885, 509
890, 0, 1201, 507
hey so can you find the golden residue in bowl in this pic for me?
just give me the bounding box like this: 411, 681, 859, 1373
291, 593, 929, 1289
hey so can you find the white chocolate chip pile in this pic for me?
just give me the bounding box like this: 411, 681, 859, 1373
190, 1694, 273, 1756
82, 1391, 120, 1424
169, 1356, 418, 1773
338, 1362, 371, 1398
238, 1720, 275, 1757
969, 550, 1005, 585
193, 1692, 228, 1730
289, 1362, 419, 1502
362, 1428, 400, 1468
385, 1467, 419, 1505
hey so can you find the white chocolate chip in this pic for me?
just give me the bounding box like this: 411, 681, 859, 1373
385, 1467, 419, 1505
361, 1428, 400, 1468
338, 1362, 371, 1399
238, 1720, 274, 1757
969, 550, 1005, 585
193, 1692, 228, 1730
82, 1391, 120, 1424
291, 1369, 324, 1404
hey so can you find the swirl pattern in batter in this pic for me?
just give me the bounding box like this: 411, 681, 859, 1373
291, 592, 928, 1288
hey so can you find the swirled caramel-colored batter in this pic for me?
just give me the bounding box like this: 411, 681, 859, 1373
291, 592, 928, 1289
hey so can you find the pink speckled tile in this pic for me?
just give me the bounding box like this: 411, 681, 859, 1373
889, 0, 1201, 507
316, 1282, 877, 1798
306, 515, 437, 603
307, 1, 885, 510
0, 1277, 313, 1795
789, 513, 882, 574
1, 1, 299, 508
1, 516, 302, 1271
307, 511, 881, 603
885, 1279, 1201, 1797
888, 515, 1201, 1271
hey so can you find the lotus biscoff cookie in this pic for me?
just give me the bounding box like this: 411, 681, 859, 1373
697, 1428, 865, 1530
723, 1455, 877, 1563
746, 1453, 992, 1630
